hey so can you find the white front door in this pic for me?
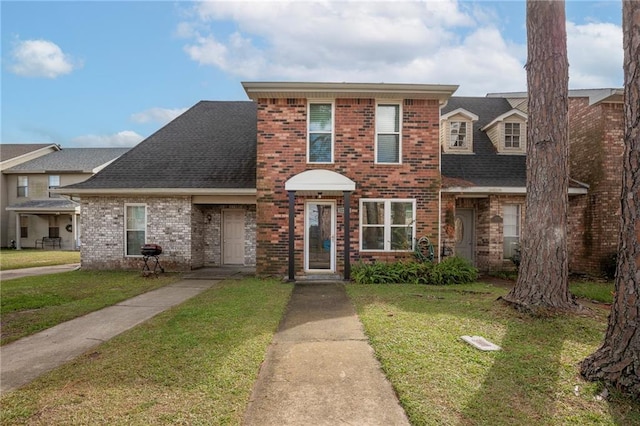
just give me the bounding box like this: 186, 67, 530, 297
305, 201, 335, 272
223, 210, 245, 265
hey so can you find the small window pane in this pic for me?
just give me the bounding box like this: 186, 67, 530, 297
363, 202, 384, 225
391, 202, 413, 225
309, 134, 332, 163
377, 105, 399, 132
309, 104, 332, 132
391, 226, 413, 250
377, 135, 399, 163
362, 227, 384, 250
127, 231, 145, 255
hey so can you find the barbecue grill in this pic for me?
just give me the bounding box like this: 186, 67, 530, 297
141, 243, 164, 276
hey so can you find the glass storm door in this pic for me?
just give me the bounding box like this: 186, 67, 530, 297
305, 202, 335, 271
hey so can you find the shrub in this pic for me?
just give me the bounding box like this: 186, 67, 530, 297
352, 257, 477, 285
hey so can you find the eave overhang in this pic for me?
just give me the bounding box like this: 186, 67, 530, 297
441, 186, 588, 195
53, 188, 258, 197
242, 81, 459, 103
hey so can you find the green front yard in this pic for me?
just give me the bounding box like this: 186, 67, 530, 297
1, 272, 637, 425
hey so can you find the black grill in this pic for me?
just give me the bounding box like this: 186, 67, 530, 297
141, 244, 164, 276
141, 244, 162, 256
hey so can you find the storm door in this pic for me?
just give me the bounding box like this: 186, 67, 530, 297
305, 202, 335, 271
454, 208, 475, 264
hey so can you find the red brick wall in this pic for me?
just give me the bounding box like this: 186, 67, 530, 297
256, 97, 441, 276
568, 98, 624, 274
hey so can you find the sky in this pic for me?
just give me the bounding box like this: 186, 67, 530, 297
1, 0, 624, 148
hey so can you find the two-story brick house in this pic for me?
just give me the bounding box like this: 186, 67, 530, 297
243, 82, 457, 280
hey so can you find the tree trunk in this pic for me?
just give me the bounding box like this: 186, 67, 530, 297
501, 0, 579, 313
580, 0, 640, 398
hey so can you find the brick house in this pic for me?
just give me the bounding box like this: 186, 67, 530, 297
1, 146, 127, 250
61, 82, 622, 278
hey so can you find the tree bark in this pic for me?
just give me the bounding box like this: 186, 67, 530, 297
580, 0, 640, 398
501, 0, 579, 313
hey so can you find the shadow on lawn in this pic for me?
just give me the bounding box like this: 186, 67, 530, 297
460, 314, 568, 425
348, 284, 639, 425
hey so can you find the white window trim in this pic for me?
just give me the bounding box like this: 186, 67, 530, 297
449, 120, 471, 150
503, 204, 521, 259
359, 198, 416, 252
503, 121, 523, 151
307, 100, 335, 164
124, 203, 147, 257
375, 101, 402, 164
17, 176, 28, 198
49, 175, 61, 198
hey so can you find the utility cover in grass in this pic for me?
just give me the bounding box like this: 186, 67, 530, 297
460, 335, 501, 351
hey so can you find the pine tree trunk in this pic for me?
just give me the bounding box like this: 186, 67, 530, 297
501, 0, 579, 313
580, 0, 640, 397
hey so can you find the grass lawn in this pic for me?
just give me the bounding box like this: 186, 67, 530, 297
347, 281, 640, 426
0, 278, 293, 425
0, 270, 180, 345
0, 248, 80, 270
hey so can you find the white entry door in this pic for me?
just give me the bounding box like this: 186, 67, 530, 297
223, 210, 245, 265
305, 202, 335, 272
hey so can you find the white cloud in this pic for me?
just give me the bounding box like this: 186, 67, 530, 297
72, 130, 144, 147
9, 39, 79, 78
177, 1, 622, 95
130, 107, 188, 124
567, 21, 623, 89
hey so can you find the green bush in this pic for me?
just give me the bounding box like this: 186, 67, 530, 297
352, 257, 477, 285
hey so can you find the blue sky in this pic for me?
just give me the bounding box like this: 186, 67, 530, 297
1, 0, 623, 148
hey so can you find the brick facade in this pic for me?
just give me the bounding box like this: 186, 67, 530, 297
81, 196, 255, 271
568, 98, 624, 274
255, 97, 442, 278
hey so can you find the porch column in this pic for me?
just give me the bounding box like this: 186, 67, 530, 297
343, 191, 351, 281
288, 190, 295, 282
72, 213, 79, 250
14, 213, 22, 250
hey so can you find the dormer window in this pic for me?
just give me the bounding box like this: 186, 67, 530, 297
450, 121, 468, 148
440, 108, 478, 154
481, 109, 527, 154
504, 122, 521, 149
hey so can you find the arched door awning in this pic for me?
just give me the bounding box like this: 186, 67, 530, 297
285, 169, 356, 194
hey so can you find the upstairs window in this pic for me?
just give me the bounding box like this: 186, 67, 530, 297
308, 103, 333, 163
125, 204, 146, 256
49, 175, 61, 198
450, 121, 468, 148
376, 104, 401, 164
17, 176, 28, 197
504, 122, 521, 149
361, 199, 415, 251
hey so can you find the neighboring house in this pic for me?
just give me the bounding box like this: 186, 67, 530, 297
486, 88, 624, 275
439, 97, 589, 273
62, 101, 257, 271
1, 143, 61, 247
2, 147, 128, 250
59, 82, 622, 278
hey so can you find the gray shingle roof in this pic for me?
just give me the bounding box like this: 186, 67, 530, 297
66, 101, 257, 190
0, 144, 58, 162
441, 97, 526, 188
6, 148, 128, 173
5, 199, 79, 211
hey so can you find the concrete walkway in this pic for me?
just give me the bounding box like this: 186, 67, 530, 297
0, 267, 248, 394
1, 269, 410, 425
243, 282, 410, 425
0, 263, 81, 281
